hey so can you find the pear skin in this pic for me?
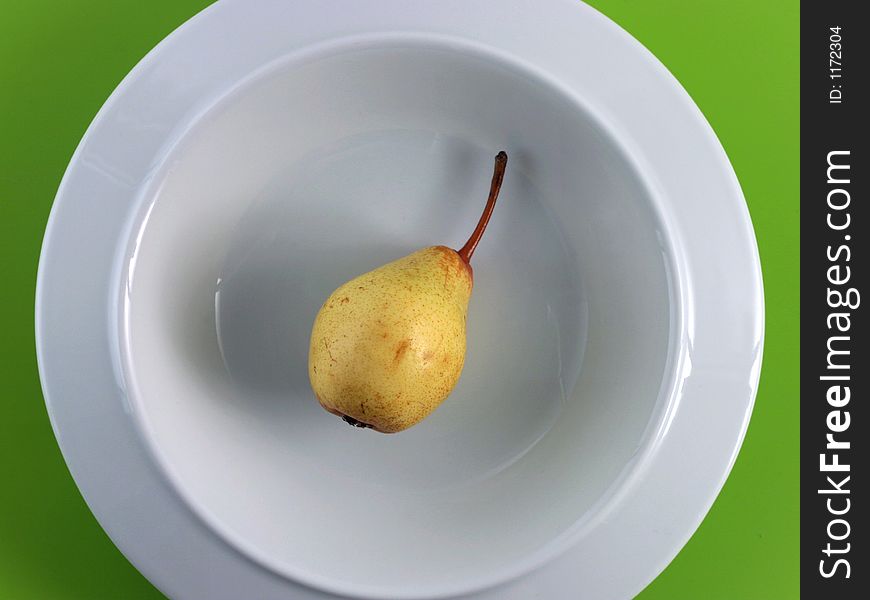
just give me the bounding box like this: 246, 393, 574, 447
309, 246, 472, 432
308, 151, 507, 432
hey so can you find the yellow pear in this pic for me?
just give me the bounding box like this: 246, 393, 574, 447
308, 151, 508, 432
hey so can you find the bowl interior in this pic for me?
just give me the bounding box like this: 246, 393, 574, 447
122, 39, 677, 596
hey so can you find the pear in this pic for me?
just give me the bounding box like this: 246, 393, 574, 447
308, 151, 508, 433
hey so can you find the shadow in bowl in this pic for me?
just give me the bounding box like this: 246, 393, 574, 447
215, 240, 412, 400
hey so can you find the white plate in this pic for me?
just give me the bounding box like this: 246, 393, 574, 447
36, 1, 763, 599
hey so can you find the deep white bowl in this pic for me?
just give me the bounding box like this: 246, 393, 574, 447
122, 36, 676, 597
36, 2, 763, 599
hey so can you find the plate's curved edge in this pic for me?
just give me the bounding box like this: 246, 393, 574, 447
564, 4, 766, 588
604, 15, 767, 590
33, 1, 270, 598
35, 0, 224, 432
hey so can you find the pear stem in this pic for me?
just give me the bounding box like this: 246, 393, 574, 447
457, 151, 508, 264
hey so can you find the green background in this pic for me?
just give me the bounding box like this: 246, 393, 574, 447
0, 1, 798, 598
